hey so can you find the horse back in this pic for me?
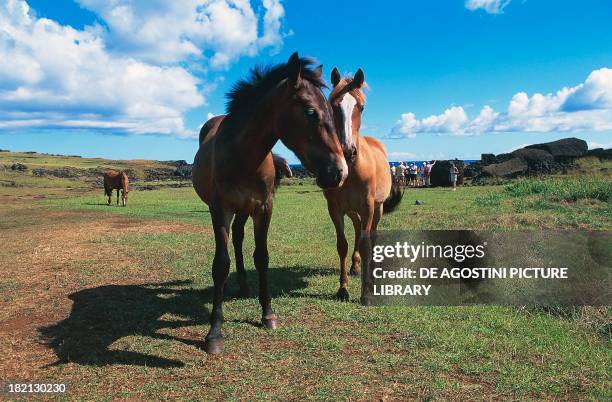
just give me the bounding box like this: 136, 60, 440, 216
104, 170, 126, 190
361, 136, 392, 202
193, 118, 276, 212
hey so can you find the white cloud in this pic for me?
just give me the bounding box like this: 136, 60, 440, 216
0, 0, 205, 136
465, 0, 511, 14
0, 0, 287, 137
76, 0, 286, 68
391, 106, 469, 137
391, 68, 612, 138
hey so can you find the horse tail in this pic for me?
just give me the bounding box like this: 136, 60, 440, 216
272, 153, 292, 190
383, 174, 403, 214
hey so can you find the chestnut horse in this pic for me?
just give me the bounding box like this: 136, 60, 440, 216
103, 170, 129, 206
324, 68, 402, 304
192, 53, 347, 354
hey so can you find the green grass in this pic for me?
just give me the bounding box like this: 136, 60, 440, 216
1, 151, 611, 400
35, 182, 611, 399
506, 177, 612, 202
0, 150, 180, 181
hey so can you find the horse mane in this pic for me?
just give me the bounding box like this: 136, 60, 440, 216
329, 77, 367, 105
225, 57, 326, 126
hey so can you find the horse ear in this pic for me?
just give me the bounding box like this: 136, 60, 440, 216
287, 51, 302, 88
331, 67, 341, 87
353, 68, 365, 89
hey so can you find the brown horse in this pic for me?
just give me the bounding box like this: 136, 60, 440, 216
192, 52, 347, 354
103, 170, 129, 206
324, 68, 402, 304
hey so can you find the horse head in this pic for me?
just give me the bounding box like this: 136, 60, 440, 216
329, 67, 366, 164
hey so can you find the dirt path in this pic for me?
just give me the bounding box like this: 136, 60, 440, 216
0, 200, 202, 378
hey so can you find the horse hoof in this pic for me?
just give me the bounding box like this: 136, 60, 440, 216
360, 295, 373, 306
261, 314, 278, 330
336, 288, 349, 302
204, 336, 224, 354
349, 267, 360, 277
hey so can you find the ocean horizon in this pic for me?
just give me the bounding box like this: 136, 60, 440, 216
289, 160, 479, 169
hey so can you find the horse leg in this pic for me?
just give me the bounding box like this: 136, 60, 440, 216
121, 190, 125, 207
348, 211, 361, 277
359, 200, 375, 306
204, 205, 233, 355
328, 203, 349, 301
116, 189, 120, 205
231, 212, 250, 297
252, 202, 277, 329
372, 202, 383, 253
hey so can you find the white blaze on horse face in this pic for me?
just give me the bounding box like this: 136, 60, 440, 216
339, 93, 357, 149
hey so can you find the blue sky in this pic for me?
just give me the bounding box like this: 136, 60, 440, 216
1, 0, 611, 163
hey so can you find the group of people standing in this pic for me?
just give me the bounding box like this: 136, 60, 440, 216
391, 161, 460, 190
391, 161, 436, 187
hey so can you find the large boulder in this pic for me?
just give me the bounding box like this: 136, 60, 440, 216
430, 160, 464, 186
481, 154, 496, 166
511, 148, 554, 167
525, 138, 587, 161
11, 162, 27, 171
585, 148, 612, 160
481, 158, 528, 178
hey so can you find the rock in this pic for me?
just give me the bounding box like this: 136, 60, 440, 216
525, 138, 587, 161
481, 154, 496, 166
174, 165, 192, 179
11, 162, 27, 171
162, 160, 190, 167
511, 148, 554, 167
415, 200, 424, 205
430, 160, 464, 186
481, 157, 528, 178
585, 148, 612, 160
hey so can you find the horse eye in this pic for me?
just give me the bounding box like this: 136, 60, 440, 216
305, 107, 316, 117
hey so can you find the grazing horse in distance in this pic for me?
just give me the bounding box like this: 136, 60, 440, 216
192, 52, 347, 354
325, 67, 402, 304
103, 170, 129, 207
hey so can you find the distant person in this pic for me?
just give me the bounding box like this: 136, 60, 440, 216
450, 163, 459, 191
410, 163, 418, 186
424, 161, 436, 186
396, 162, 405, 186
418, 164, 425, 187
391, 164, 396, 177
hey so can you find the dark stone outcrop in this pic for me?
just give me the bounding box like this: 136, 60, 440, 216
481, 154, 496, 166
525, 137, 587, 161
585, 148, 612, 160
510, 148, 554, 167
430, 160, 464, 186
11, 162, 27, 171
482, 158, 528, 178
475, 138, 592, 179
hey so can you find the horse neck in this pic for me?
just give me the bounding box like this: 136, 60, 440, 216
228, 95, 281, 173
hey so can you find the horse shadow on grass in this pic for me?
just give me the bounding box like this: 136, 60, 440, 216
38, 265, 327, 368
